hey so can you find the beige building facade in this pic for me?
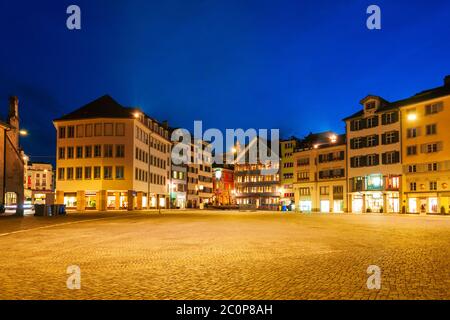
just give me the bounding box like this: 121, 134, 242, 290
345, 96, 402, 213
54, 95, 171, 211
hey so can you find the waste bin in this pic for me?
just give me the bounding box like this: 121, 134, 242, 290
59, 204, 67, 215
34, 204, 45, 216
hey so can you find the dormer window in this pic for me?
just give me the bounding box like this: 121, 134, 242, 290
365, 101, 376, 110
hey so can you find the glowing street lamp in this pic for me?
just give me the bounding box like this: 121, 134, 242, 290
330, 134, 337, 143
19, 129, 28, 136
407, 113, 417, 121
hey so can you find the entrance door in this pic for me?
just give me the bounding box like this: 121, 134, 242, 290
320, 200, 330, 213
419, 198, 427, 214
408, 198, 417, 213
429, 198, 438, 213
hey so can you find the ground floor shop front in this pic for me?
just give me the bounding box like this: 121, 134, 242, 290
348, 191, 400, 213
56, 190, 169, 211
404, 192, 450, 214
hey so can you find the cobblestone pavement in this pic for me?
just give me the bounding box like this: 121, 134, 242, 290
0, 210, 449, 300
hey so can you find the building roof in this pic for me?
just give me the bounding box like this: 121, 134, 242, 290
0, 120, 10, 129
343, 77, 450, 121
54, 95, 136, 122
294, 132, 345, 152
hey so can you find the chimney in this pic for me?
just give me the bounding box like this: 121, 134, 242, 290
8, 96, 19, 122
445, 75, 450, 87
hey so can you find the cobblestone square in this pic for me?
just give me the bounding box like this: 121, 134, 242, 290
0, 211, 449, 300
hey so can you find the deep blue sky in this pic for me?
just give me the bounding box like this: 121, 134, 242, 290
1, 0, 450, 164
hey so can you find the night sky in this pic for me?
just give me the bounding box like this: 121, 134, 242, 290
1, 0, 450, 165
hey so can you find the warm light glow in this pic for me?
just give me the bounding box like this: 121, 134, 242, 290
313, 144, 319, 149
231, 147, 237, 154
330, 134, 337, 143
133, 112, 140, 118
19, 129, 28, 136
23, 155, 29, 161
407, 113, 417, 121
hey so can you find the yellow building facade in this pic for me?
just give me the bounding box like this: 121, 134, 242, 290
54, 95, 171, 211
400, 77, 450, 214
280, 138, 298, 208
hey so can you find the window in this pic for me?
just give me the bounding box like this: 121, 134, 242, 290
76, 146, 83, 158
385, 152, 396, 164
104, 166, 113, 179
94, 145, 102, 157
427, 143, 438, 153
67, 147, 74, 159
383, 112, 398, 125
299, 187, 310, 196
104, 145, 113, 158
104, 123, 114, 136
428, 163, 438, 172
116, 123, 125, 136
408, 165, 416, 173
67, 126, 75, 138
430, 181, 437, 191
333, 186, 343, 195
297, 172, 309, 181
426, 124, 437, 135
115, 166, 124, 179
366, 135, 378, 147
94, 123, 102, 136
116, 145, 125, 158
59, 127, 66, 139
410, 182, 416, 191
76, 167, 82, 180
425, 102, 443, 115
84, 167, 92, 179
58, 168, 65, 180
407, 145, 417, 156
85, 124, 93, 137
94, 166, 101, 179
351, 119, 363, 131
385, 131, 398, 144
407, 128, 417, 138
388, 176, 400, 189
366, 116, 378, 128
365, 102, 376, 110
67, 167, 74, 180
85, 146, 92, 158
320, 186, 329, 195
76, 125, 84, 138
353, 137, 363, 149
297, 158, 309, 166
367, 154, 378, 166
58, 147, 65, 159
